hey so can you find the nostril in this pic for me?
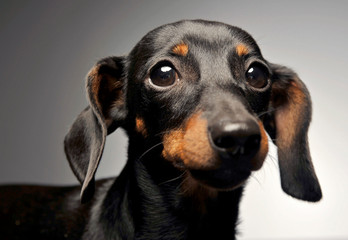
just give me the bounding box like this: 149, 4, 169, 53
210, 121, 261, 157
213, 134, 260, 156
213, 135, 242, 155
214, 135, 237, 150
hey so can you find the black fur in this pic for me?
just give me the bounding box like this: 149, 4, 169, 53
0, 20, 321, 239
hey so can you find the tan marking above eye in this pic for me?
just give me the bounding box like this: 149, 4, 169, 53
236, 44, 249, 56
172, 42, 189, 56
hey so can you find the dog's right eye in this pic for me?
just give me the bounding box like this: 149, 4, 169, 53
149, 64, 179, 88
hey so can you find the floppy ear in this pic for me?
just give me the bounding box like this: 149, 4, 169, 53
263, 63, 322, 202
64, 56, 126, 203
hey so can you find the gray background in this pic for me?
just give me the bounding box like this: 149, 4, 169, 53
1, 1, 347, 239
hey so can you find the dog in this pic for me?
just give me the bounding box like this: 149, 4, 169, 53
0, 20, 322, 240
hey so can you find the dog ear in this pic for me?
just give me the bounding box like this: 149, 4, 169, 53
64, 56, 127, 203
263, 63, 322, 202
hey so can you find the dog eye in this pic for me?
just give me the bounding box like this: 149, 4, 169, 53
149, 64, 179, 88
245, 63, 270, 89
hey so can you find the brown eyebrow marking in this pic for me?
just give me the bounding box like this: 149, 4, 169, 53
236, 44, 249, 56
172, 42, 189, 56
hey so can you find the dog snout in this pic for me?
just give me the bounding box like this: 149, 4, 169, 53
209, 119, 261, 160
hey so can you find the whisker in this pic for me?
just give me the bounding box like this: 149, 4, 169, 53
137, 142, 163, 162
154, 129, 184, 138
257, 108, 276, 118
250, 174, 262, 187
257, 105, 285, 119
177, 171, 190, 194
159, 171, 186, 186
267, 154, 278, 168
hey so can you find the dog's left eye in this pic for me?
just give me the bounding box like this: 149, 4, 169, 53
149, 64, 179, 88
245, 63, 270, 89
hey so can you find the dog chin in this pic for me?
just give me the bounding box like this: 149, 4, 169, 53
189, 168, 251, 191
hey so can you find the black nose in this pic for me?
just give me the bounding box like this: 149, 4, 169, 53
210, 120, 261, 158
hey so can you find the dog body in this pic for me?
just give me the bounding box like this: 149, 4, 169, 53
0, 20, 321, 239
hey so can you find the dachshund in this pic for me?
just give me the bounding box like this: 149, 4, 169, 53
0, 20, 322, 240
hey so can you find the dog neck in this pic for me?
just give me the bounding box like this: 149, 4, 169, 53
96, 140, 243, 240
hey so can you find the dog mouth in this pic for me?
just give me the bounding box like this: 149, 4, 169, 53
161, 112, 268, 191
189, 160, 252, 190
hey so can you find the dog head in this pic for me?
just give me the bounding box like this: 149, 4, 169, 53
64, 20, 322, 203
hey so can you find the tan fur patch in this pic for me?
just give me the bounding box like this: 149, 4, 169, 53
275, 81, 306, 148
162, 128, 185, 167
162, 111, 217, 170
250, 121, 268, 170
135, 117, 148, 136
236, 44, 249, 56
88, 65, 102, 111
182, 112, 217, 169
88, 65, 125, 128
172, 42, 189, 56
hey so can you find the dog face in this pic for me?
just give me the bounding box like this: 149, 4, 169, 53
64, 20, 322, 203
127, 21, 270, 190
